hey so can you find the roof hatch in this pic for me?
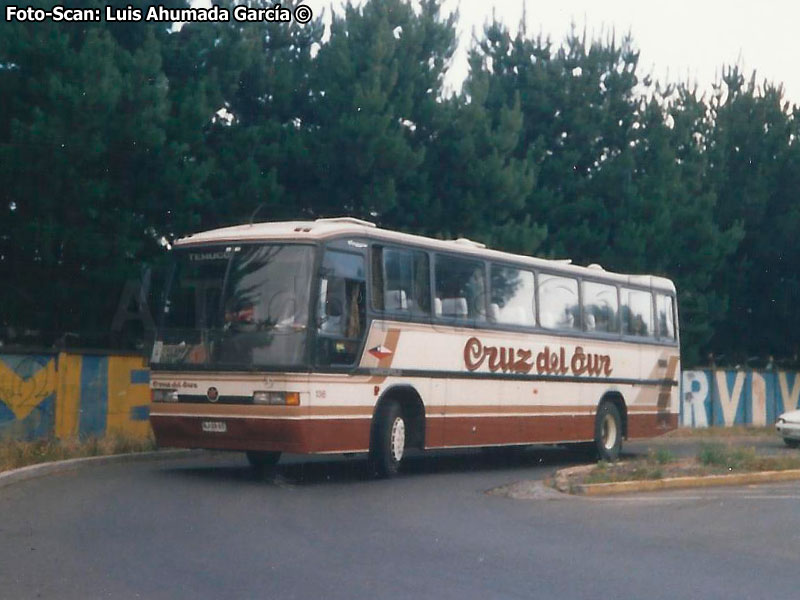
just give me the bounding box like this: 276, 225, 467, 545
449, 237, 487, 249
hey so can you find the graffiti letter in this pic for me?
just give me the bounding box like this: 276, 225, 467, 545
750, 372, 767, 426
779, 372, 800, 412
681, 370, 709, 428
715, 371, 745, 426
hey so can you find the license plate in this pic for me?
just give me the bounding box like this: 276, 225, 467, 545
202, 421, 227, 433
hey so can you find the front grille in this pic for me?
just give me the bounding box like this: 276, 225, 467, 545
177, 394, 253, 405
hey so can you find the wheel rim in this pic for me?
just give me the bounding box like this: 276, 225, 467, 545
601, 413, 617, 450
390, 416, 406, 463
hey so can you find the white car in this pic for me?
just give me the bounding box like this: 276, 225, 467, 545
776, 410, 800, 447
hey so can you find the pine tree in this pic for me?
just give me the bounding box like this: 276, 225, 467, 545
302, 0, 456, 223
707, 68, 800, 364
0, 2, 200, 345
424, 39, 543, 252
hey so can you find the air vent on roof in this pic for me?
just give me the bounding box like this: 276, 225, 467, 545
553, 259, 573, 264
587, 263, 604, 270
315, 217, 376, 228
450, 237, 486, 249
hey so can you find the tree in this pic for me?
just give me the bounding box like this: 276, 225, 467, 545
630, 85, 742, 364
160, 0, 324, 229
0, 1, 199, 345
467, 21, 742, 363
424, 39, 543, 252
706, 68, 800, 364
301, 0, 456, 223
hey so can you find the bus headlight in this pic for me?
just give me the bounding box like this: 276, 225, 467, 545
152, 389, 179, 403
253, 391, 300, 406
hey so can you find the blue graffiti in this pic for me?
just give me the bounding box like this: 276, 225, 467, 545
681, 370, 800, 427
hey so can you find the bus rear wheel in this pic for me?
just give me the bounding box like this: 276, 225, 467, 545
369, 401, 406, 478
594, 402, 623, 461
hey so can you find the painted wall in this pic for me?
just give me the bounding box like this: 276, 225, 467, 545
681, 370, 800, 427
0, 352, 151, 440
1, 352, 796, 437
0, 354, 57, 440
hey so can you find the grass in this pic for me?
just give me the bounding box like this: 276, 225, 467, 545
649, 447, 676, 465
584, 451, 667, 484
697, 442, 751, 467
0, 431, 157, 473
666, 426, 775, 438
697, 442, 800, 473
575, 443, 800, 486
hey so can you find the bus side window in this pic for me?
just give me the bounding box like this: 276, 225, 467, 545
317, 250, 366, 365
656, 294, 676, 340
621, 288, 654, 337
372, 246, 430, 316
582, 281, 619, 333
490, 265, 536, 326
433, 254, 486, 322
539, 274, 580, 331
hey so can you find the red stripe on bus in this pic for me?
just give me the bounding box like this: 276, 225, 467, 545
151, 412, 677, 454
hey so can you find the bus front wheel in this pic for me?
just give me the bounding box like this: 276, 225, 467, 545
246, 450, 281, 474
594, 402, 622, 461
369, 401, 406, 478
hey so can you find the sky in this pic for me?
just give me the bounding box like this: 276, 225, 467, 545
305, 0, 800, 104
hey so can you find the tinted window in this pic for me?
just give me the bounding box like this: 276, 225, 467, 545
621, 288, 654, 337
539, 274, 580, 330
218, 245, 314, 367
656, 294, 676, 340
161, 246, 231, 334
433, 255, 486, 321
371, 246, 430, 316
582, 281, 619, 333
490, 265, 535, 326
316, 250, 366, 365
154, 244, 314, 368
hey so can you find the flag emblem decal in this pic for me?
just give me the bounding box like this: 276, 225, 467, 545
368, 345, 393, 360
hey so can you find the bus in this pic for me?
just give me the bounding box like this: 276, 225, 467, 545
149, 217, 680, 476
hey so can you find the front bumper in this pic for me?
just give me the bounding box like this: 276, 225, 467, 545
149, 404, 372, 454
776, 420, 800, 441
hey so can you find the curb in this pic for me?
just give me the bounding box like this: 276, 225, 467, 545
0, 449, 202, 490
554, 465, 800, 496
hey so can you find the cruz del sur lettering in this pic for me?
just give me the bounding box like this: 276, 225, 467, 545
463, 336, 613, 376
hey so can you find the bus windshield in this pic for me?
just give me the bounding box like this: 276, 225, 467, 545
151, 243, 314, 369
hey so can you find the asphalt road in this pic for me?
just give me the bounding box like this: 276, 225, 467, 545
1, 437, 799, 600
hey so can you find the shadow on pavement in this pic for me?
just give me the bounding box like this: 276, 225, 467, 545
158, 444, 607, 487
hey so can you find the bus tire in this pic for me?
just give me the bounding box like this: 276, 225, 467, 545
246, 450, 281, 474
369, 401, 406, 478
594, 402, 623, 461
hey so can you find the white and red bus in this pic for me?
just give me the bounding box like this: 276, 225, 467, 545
149, 217, 679, 476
